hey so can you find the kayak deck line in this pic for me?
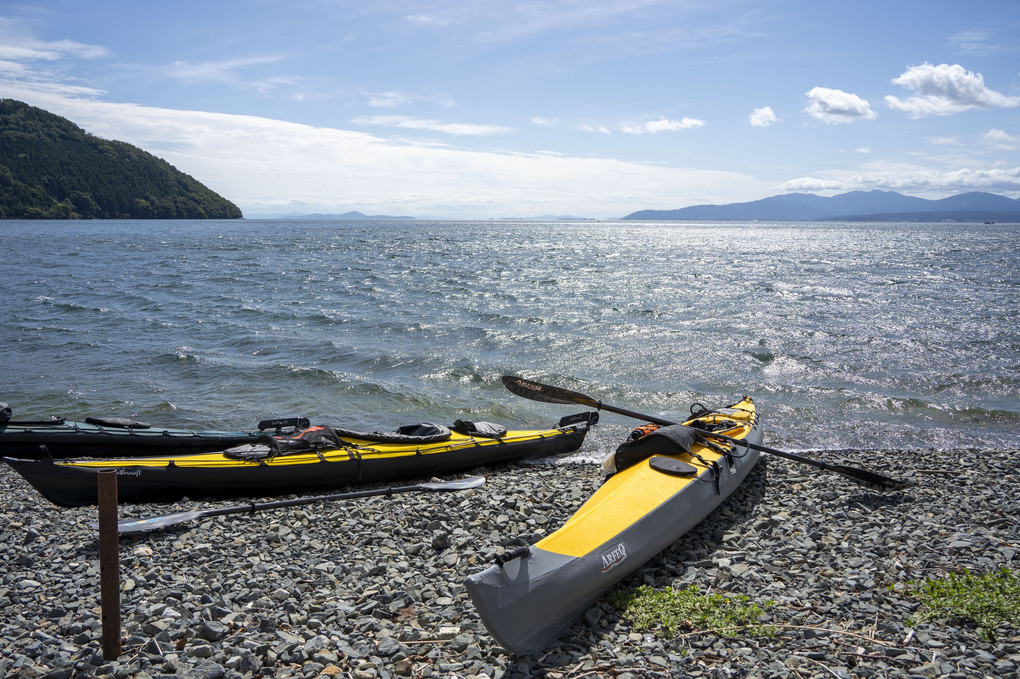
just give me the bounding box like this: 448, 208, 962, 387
40, 427, 581, 469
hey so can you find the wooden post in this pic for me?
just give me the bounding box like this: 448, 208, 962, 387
97, 469, 121, 660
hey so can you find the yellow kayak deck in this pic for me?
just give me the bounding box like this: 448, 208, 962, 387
537, 398, 758, 558
59, 427, 576, 469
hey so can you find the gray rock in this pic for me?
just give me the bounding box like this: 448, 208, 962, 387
0, 451, 1017, 679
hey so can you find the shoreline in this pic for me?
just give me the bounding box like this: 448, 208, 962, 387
2, 448, 1018, 678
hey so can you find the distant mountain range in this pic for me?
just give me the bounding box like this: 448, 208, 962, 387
254, 211, 416, 221
621, 191, 1020, 222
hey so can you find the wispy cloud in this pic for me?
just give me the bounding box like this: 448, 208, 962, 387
949, 29, 997, 55
365, 91, 456, 109
0, 38, 108, 62
885, 63, 1020, 118
621, 117, 705, 134
804, 87, 877, 124
367, 91, 412, 107
530, 116, 558, 126
748, 106, 778, 127
165, 56, 285, 84
405, 13, 454, 27
352, 115, 512, 136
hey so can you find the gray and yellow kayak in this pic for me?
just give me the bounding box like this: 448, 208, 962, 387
465, 397, 761, 654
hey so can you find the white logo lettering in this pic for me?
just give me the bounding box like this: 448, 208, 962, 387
600, 543, 628, 573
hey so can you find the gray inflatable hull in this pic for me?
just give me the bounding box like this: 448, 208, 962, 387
465, 410, 762, 654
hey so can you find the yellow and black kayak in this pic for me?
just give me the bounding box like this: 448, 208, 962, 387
465, 396, 760, 654
3, 412, 597, 507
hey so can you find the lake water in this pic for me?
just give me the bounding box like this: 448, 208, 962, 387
1, 219, 1017, 460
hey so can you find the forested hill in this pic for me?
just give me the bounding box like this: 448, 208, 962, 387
0, 100, 242, 219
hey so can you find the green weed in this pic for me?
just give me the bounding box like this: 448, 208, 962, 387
903, 567, 1020, 641
608, 584, 775, 638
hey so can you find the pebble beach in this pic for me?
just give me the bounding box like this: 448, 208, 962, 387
2, 448, 1018, 679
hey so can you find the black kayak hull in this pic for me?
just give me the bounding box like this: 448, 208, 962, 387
0, 417, 305, 459
0, 428, 264, 459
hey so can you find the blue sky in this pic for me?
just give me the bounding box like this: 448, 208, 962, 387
1, 0, 1018, 218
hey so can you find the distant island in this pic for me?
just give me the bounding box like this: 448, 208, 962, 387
0, 99, 241, 220
622, 190, 1020, 223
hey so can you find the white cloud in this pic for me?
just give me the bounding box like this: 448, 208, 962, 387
804, 87, 877, 124
405, 14, 450, 27
984, 129, 1016, 150
352, 115, 512, 136
0, 59, 27, 75
984, 129, 1015, 142
748, 106, 778, 127
782, 165, 1020, 195
780, 177, 845, 192
579, 124, 612, 134
12, 97, 765, 218
621, 117, 705, 134
368, 91, 411, 107
530, 116, 558, 126
885, 63, 1020, 118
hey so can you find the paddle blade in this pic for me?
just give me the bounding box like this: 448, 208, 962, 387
117, 510, 207, 535
501, 376, 599, 408
831, 464, 913, 491
419, 475, 486, 491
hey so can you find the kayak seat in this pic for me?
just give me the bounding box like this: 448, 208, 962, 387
602, 424, 698, 475
649, 456, 698, 476
308, 423, 452, 444
452, 420, 508, 438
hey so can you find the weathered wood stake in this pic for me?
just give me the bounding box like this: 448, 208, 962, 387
97, 469, 121, 660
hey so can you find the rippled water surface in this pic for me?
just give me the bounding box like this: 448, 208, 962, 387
2, 219, 1017, 457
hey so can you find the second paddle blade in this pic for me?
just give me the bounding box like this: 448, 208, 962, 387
501, 375, 598, 407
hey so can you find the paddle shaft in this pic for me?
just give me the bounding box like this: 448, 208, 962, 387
199, 485, 425, 518
586, 398, 850, 474
500, 375, 909, 490
117, 476, 485, 533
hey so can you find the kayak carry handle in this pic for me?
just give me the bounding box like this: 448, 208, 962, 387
557, 411, 599, 428
257, 417, 311, 432
494, 545, 531, 567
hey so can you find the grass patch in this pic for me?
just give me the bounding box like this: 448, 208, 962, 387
608, 584, 775, 638
903, 567, 1020, 640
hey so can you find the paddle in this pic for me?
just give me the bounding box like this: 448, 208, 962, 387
114, 475, 487, 534
501, 375, 910, 491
